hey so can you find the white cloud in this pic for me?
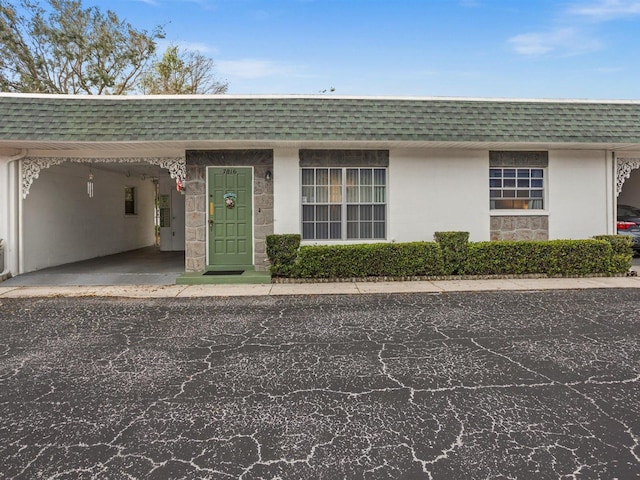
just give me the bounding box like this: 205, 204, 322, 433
508, 0, 640, 57
217, 59, 302, 79
509, 31, 561, 55
132, 0, 219, 10
508, 28, 601, 56
568, 0, 640, 21
594, 66, 625, 73
175, 41, 219, 55
154, 39, 220, 55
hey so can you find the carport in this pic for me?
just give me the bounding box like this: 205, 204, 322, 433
9, 154, 186, 279
1, 246, 184, 286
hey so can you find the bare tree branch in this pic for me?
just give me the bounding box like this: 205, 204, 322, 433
139, 45, 228, 95
0, 0, 164, 94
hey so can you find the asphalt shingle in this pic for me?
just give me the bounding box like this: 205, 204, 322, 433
1, 94, 640, 144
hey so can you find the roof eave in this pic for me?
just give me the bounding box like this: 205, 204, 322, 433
3, 138, 640, 156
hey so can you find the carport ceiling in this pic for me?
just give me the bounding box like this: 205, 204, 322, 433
89, 161, 166, 178
50, 160, 168, 179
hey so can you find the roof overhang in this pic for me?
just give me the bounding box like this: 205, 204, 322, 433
3, 139, 640, 158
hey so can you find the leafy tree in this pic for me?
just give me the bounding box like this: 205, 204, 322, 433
140, 45, 228, 95
0, 0, 164, 94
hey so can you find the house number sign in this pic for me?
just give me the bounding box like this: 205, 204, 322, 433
223, 169, 237, 175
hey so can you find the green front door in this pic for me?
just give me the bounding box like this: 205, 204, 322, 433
207, 167, 253, 268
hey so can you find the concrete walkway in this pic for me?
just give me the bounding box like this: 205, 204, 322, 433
2, 275, 640, 298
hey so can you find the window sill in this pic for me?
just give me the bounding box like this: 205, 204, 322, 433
490, 210, 548, 216
301, 239, 388, 246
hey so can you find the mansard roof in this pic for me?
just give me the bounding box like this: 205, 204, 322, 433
1, 93, 640, 145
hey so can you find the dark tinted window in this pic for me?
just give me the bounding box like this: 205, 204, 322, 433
618, 204, 640, 217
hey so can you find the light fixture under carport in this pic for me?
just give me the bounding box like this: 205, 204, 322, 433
87, 166, 94, 198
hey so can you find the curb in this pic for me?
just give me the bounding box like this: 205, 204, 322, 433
2, 275, 640, 298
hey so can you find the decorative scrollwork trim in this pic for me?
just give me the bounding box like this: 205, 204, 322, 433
616, 157, 640, 196
22, 156, 186, 198
22, 158, 64, 199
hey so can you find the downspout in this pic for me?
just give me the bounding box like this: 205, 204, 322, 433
4, 149, 27, 277
609, 151, 615, 235
7, 149, 27, 162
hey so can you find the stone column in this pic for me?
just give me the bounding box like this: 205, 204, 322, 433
185, 164, 207, 271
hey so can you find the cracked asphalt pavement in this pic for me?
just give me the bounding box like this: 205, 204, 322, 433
1, 289, 639, 479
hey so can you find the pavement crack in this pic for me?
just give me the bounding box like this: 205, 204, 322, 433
471, 337, 640, 464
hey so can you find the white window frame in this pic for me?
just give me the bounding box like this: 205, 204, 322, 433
301, 167, 387, 241
490, 167, 545, 210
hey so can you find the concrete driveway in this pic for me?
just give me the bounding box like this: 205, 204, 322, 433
1, 247, 185, 286
1, 290, 639, 478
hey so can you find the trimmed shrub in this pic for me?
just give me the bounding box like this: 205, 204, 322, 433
294, 242, 445, 278
434, 231, 469, 275
464, 240, 612, 276
266, 234, 301, 276
268, 235, 625, 279
593, 234, 633, 273
544, 240, 611, 275
463, 241, 546, 275
593, 234, 633, 255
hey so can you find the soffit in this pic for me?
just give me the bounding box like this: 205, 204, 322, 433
2, 139, 640, 157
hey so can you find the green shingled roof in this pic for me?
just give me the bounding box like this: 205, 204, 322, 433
1, 94, 640, 144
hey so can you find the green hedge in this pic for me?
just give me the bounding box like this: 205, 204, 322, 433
266, 234, 301, 276
593, 234, 634, 274
265, 233, 631, 279
434, 231, 469, 275
294, 242, 444, 278
463, 240, 612, 276
593, 234, 633, 255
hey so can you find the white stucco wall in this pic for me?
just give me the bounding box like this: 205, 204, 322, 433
272, 148, 490, 243
547, 150, 611, 239
158, 176, 186, 251
22, 162, 156, 272
389, 149, 489, 242
273, 148, 301, 234
270, 148, 613, 244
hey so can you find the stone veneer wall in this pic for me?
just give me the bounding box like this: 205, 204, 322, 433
185, 150, 274, 272
490, 216, 549, 241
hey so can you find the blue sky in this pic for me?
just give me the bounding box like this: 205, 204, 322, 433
85, 0, 640, 99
